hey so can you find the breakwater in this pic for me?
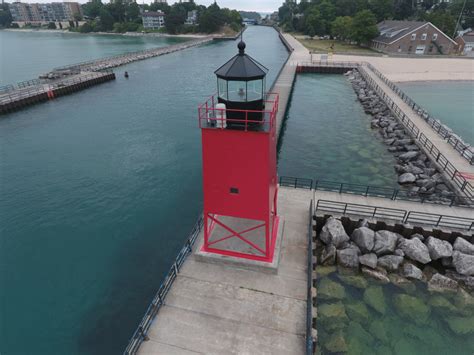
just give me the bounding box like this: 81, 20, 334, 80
52, 37, 214, 72
312, 214, 474, 354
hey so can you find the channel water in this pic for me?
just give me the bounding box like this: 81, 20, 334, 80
278, 73, 399, 187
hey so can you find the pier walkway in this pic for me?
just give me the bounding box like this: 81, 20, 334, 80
131, 185, 473, 354
137, 188, 310, 355
272, 32, 310, 135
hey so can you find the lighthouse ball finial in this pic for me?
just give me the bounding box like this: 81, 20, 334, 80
238, 41, 246, 55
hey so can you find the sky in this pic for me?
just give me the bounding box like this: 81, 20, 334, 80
16, 0, 282, 13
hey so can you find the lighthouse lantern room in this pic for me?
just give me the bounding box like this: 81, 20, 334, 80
198, 40, 280, 263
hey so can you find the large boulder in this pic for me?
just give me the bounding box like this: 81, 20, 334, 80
401, 263, 423, 280
399, 151, 419, 161
363, 286, 386, 314
452, 251, 474, 276
427, 273, 458, 293
399, 237, 431, 264
369, 319, 389, 342
429, 295, 458, 315
398, 172, 416, 184
373, 230, 399, 255
377, 255, 404, 272
361, 266, 390, 283
426, 236, 453, 260
318, 278, 346, 300
337, 248, 360, 269
359, 253, 378, 269
393, 294, 431, 325
324, 330, 348, 353
351, 227, 375, 253
453, 237, 474, 255
320, 244, 337, 266
319, 217, 349, 248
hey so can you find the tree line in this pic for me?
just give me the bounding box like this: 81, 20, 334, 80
278, 0, 474, 44
0, 0, 243, 34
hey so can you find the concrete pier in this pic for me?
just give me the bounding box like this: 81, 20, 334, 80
0, 71, 115, 114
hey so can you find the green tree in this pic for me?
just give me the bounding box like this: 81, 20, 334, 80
425, 10, 456, 38
47, 22, 57, 29
0, 4, 12, 28
369, 0, 394, 22
82, 0, 103, 18
99, 7, 114, 31
331, 16, 353, 40
351, 10, 379, 44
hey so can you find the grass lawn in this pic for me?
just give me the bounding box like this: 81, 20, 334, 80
296, 37, 378, 55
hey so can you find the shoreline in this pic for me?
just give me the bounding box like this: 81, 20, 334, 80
1, 28, 223, 39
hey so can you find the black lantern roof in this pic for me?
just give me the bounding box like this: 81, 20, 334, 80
214, 41, 268, 81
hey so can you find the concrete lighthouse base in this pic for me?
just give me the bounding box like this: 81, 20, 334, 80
195, 217, 285, 274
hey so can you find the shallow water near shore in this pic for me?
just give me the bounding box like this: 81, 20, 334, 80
316, 268, 474, 355
398, 81, 474, 146
278, 74, 399, 187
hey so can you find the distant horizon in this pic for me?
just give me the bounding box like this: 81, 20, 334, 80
5, 0, 281, 13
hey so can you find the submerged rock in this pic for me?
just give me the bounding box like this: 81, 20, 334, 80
446, 316, 474, 335
425, 236, 453, 260
361, 266, 390, 283
373, 230, 399, 255
399, 237, 431, 264
429, 295, 458, 315
363, 286, 386, 315
359, 253, 378, 269
452, 251, 474, 276
346, 302, 370, 324
393, 294, 431, 325
319, 302, 348, 330
324, 329, 348, 353
318, 278, 346, 300
319, 217, 349, 248
369, 319, 389, 342
351, 227, 375, 253
377, 255, 404, 271
338, 274, 368, 289
316, 265, 337, 277
453, 237, 474, 255
427, 273, 458, 293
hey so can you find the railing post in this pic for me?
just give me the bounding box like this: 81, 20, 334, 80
436, 215, 442, 227
392, 189, 399, 200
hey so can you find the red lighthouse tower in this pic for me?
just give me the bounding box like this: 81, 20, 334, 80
198, 41, 280, 263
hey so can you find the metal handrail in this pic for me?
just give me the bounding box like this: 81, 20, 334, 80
365, 63, 474, 165
279, 176, 473, 207
123, 215, 204, 355
315, 199, 474, 231
357, 67, 474, 200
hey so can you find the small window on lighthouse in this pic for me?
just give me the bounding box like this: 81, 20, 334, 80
230, 187, 239, 194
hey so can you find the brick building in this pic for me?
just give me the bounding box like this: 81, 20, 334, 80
371, 20, 457, 55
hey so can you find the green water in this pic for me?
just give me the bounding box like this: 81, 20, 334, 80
316, 267, 474, 355
0, 30, 188, 85
399, 81, 474, 146
0, 26, 289, 355
278, 74, 399, 187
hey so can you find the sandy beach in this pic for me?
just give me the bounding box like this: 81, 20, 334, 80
331, 54, 474, 82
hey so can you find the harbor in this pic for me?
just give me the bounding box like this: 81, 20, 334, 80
1, 23, 473, 355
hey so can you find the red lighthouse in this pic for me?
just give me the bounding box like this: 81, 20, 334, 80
198, 41, 280, 263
